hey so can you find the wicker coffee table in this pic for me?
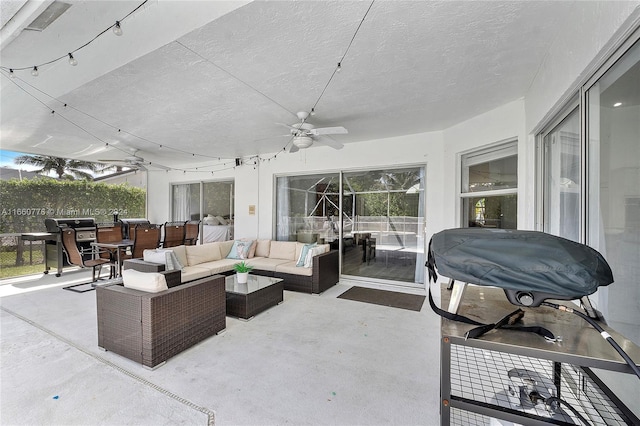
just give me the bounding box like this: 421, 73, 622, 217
225, 274, 284, 320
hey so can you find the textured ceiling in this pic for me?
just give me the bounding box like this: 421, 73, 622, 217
1, 1, 579, 170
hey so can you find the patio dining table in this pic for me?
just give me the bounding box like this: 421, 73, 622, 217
91, 239, 133, 278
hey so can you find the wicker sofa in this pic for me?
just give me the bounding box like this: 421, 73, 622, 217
124, 239, 339, 294
96, 270, 226, 368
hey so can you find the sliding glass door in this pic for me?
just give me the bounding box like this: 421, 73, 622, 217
275, 166, 426, 287
341, 167, 425, 285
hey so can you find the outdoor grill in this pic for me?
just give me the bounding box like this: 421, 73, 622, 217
119, 218, 150, 240
44, 217, 96, 276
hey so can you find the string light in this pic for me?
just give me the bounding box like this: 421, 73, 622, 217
113, 21, 123, 36
68, 53, 78, 66
310, 108, 316, 116
31, 66, 39, 77
9, 69, 15, 78
336, 62, 342, 72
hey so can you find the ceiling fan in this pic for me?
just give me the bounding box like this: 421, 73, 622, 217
98, 150, 170, 171
280, 111, 348, 153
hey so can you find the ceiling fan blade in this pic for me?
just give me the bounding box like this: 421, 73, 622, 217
316, 136, 344, 150
277, 122, 298, 131
309, 126, 348, 136
146, 162, 171, 170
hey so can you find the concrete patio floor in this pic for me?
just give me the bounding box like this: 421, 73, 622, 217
0, 269, 441, 425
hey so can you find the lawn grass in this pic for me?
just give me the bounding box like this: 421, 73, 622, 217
0, 250, 45, 279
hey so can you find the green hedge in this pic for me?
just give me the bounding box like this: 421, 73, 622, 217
0, 178, 146, 234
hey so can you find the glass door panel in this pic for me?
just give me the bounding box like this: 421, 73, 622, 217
341, 167, 425, 285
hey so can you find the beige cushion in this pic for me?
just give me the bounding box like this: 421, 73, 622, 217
185, 242, 221, 265
255, 239, 271, 257
268, 241, 297, 260
219, 240, 234, 258
171, 245, 188, 268
122, 269, 168, 293
180, 265, 213, 282
247, 257, 290, 272
276, 261, 313, 276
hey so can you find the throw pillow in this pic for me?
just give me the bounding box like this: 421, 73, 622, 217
165, 250, 184, 271
226, 240, 254, 259
122, 269, 168, 293
203, 216, 219, 225
241, 239, 257, 258
296, 243, 317, 267
216, 216, 228, 225
143, 249, 166, 265
303, 246, 326, 268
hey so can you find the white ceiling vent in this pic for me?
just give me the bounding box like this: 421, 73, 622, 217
25, 1, 71, 31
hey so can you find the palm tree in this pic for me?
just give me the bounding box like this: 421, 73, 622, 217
13, 154, 103, 180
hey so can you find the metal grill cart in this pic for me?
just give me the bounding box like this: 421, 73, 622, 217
439, 284, 640, 426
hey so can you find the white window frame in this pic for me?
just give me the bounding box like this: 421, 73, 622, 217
458, 139, 518, 227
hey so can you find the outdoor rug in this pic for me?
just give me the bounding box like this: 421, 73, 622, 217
337, 286, 425, 312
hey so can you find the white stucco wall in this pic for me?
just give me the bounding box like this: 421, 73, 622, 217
525, 2, 639, 133
148, 100, 527, 244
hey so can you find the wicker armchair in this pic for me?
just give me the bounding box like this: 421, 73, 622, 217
96, 273, 226, 369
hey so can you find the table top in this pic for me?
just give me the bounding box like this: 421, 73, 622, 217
439, 283, 640, 372
225, 274, 283, 295
91, 240, 133, 249
21, 232, 56, 241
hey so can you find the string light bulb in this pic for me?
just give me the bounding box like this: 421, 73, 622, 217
9, 69, 15, 78
113, 21, 123, 36
68, 53, 78, 66
310, 108, 316, 116
336, 62, 342, 72
31, 66, 39, 77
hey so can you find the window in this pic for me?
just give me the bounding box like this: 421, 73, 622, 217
541, 107, 581, 242
586, 39, 639, 340
171, 180, 234, 222
460, 141, 518, 229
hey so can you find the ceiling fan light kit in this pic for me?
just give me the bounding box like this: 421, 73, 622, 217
293, 135, 313, 149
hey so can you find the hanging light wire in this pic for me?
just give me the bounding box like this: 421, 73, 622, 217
0, 1, 148, 73
1, 0, 375, 168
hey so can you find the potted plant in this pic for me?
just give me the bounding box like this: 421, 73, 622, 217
233, 261, 253, 284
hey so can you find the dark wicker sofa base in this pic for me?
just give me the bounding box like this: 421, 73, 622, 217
96, 274, 226, 368
252, 249, 339, 294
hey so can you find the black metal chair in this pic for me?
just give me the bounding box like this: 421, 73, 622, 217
60, 228, 112, 290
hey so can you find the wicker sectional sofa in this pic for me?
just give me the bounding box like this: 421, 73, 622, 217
125, 239, 339, 294
96, 271, 226, 368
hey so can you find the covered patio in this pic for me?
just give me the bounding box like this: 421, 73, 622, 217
1, 269, 440, 425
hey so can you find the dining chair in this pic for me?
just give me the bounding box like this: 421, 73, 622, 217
162, 221, 186, 248
60, 228, 112, 282
96, 222, 123, 275
128, 224, 162, 258
184, 220, 201, 246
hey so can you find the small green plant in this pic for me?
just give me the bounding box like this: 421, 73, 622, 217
233, 261, 253, 273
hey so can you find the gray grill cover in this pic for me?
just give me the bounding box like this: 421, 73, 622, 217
428, 228, 613, 298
